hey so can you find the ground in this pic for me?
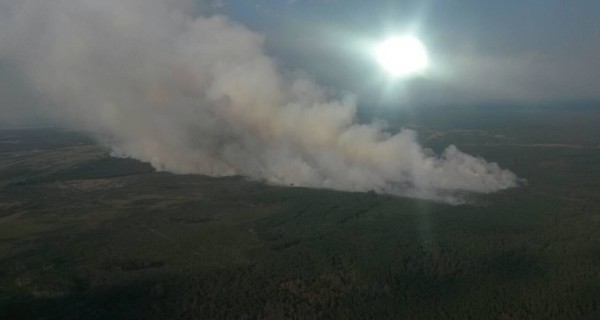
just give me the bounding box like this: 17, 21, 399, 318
0, 106, 599, 319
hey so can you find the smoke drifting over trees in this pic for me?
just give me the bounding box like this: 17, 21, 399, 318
0, 0, 518, 201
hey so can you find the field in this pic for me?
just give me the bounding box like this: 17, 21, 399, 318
0, 107, 599, 319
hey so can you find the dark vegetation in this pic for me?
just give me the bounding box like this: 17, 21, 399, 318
0, 107, 599, 319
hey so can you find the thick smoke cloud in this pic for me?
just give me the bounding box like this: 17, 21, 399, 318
0, 0, 518, 201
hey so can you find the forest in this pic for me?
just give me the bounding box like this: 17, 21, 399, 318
0, 107, 599, 319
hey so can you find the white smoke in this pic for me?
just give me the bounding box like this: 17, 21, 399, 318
0, 0, 518, 201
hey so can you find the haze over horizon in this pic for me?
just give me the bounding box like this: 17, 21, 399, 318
2, 0, 600, 117
225, 0, 600, 107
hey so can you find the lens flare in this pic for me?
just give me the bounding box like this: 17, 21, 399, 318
375, 36, 428, 77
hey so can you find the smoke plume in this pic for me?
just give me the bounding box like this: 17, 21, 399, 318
0, 0, 518, 201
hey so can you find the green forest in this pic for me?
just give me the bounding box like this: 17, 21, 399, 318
0, 108, 599, 319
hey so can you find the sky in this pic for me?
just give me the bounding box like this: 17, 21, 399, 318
219, 0, 600, 106
1, 0, 599, 119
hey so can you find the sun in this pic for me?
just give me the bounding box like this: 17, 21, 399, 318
375, 36, 428, 77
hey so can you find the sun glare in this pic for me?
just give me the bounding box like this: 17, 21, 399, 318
375, 36, 428, 77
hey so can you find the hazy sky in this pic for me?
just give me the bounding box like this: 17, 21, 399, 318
219, 0, 600, 106
1, 0, 599, 117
